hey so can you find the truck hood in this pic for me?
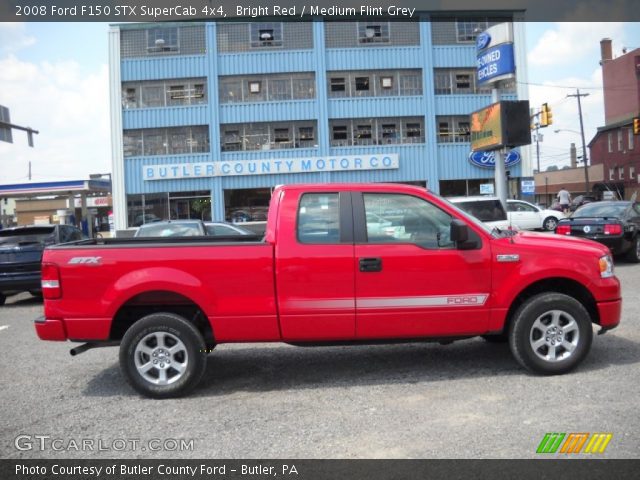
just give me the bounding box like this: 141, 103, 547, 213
500, 230, 610, 257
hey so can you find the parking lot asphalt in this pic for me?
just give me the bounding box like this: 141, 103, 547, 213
1, 263, 639, 459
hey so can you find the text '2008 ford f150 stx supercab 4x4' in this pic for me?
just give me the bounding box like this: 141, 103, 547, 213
35, 184, 621, 398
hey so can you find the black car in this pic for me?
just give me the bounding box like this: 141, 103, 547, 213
569, 195, 597, 212
555, 201, 640, 262
0, 224, 84, 305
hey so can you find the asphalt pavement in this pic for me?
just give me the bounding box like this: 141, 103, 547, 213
1, 263, 639, 459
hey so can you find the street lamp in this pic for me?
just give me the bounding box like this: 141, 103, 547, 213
553, 129, 590, 194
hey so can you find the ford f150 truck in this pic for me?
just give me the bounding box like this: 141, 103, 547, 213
35, 184, 622, 398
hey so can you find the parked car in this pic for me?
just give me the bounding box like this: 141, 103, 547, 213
134, 220, 206, 237
506, 199, 565, 231
0, 224, 84, 305
569, 195, 598, 212
447, 196, 510, 231
204, 222, 254, 236
555, 200, 640, 262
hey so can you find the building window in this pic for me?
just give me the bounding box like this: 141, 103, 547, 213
618, 130, 623, 151
608, 132, 613, 153
609, 168, 615, 180
434, 69, 506, 94
224, 188, 271, 223
331, 77, 346, 94
332, 125, 349, 143
123, 87, 137, 108
381, 123, 398, 143
629, 128, 635, 150
358, 23, 390, 44
455, 73, 472, 91
354, 123, 373, 145
436, 116, 471, 143
354, 76, 371, 95
630, 166, 636, 179
250, 23, 283, 48
328, 70, 422, 98
123, 126, 209, 157
123, 79, 207, 109
619, 167, 624, 180
456, 19, 488, 43
399, 73, 422, 95
221, 121, 317, 151
147, 27, 179, 53
248, 81, 261, 94
218, 73, 315, 103
329, 117, 424, 147
326, 22, 418, 48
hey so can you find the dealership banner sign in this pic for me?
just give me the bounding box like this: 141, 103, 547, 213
143, 154, 399, 180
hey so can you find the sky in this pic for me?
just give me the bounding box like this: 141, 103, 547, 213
0, 21, 639, 184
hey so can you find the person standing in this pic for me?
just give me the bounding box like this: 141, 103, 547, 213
557, 187, 571, 213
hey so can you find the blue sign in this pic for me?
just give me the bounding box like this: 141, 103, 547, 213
521, 180, 535, 195
468, 150, 521, 169
477, 43, 515, 85
476, 32, 491, 50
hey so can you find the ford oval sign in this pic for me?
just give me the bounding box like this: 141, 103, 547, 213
476, 32, 491, 50
468, 150, 521, 169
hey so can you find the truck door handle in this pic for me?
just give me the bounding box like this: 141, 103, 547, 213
359, 257, 382, 272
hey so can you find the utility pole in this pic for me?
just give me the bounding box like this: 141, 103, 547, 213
567, 89, 590, 193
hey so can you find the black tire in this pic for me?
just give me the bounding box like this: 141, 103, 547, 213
119, 313, 207, 398
508, 293, 593, 375
0, 293, 6, 306
542, 216, 559, 231
625, 236, 640, 263
482, 333, 508, 343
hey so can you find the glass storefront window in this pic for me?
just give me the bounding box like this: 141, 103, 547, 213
224, 188, 272, 223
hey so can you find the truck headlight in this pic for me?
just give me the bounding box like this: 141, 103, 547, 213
599, 255, 614, 278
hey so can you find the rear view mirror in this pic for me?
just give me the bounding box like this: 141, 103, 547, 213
450, 219, 479, 250
450, 219, 469, 243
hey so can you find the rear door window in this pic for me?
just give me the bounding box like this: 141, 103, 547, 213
297, 193, 340, 244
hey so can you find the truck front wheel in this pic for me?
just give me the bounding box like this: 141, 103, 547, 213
509, 293, 593, 375
119, 313, 207, 398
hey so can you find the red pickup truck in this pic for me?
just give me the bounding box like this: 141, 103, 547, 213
35, 184, 622, 398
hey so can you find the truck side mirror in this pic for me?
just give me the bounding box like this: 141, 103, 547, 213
450, 219, 480, 250
450, 219, 468, 243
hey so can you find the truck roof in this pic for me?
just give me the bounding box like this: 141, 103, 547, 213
275, 183, 429, 195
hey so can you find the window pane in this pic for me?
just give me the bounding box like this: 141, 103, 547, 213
363, 193, 453, 248
297, 193, 340, 244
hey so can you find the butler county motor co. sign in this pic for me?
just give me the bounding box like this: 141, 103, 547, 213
143, 154, 399, 180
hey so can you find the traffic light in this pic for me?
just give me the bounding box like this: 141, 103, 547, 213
540, 103, 553, 127
634, 117, 640, 135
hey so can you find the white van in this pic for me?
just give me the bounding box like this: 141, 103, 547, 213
447, 196, 511, 231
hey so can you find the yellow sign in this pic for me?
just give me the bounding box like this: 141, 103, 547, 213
470, 102, 503, 151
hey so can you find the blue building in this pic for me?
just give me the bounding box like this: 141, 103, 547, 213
108, 17, 529, 229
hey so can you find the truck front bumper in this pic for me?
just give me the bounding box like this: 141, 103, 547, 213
34, 316, 67, 341
597, 298, 622, 329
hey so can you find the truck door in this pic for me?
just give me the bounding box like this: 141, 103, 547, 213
275, 190, 356, 340
353, 192, 491, 339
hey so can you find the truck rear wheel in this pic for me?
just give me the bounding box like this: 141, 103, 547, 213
119, 313, 207, 398
509, 293, 592, 375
